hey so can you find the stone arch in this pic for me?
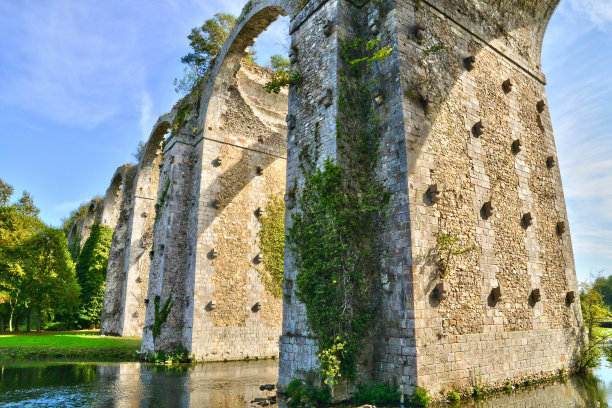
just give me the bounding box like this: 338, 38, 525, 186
101, 165, 132, 228
79, 199, 100, 246
118, 118, 172, 337
67, 220, 79, 246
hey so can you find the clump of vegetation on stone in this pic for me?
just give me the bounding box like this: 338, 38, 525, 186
352, 381, 402, 405
284, 378, 331, 407
258, 194, 285, 297
436, 232, 477, 279
412, 386, 432, 407
151, 293, 173, 340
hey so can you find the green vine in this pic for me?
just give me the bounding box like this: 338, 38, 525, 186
155, 179, 170, 221
258, 194, 286, 297
288, 35, 392, 384
152, 294, 173, 340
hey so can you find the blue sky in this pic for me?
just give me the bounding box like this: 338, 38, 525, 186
0, 0, 609, 282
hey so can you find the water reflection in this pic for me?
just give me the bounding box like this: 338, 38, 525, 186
0, 359, 610, 407
0, 359, 277, 408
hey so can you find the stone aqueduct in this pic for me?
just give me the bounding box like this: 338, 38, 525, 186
68, 0, 584, 396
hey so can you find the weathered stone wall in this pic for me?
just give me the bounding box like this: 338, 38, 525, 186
392, 0, 581, 396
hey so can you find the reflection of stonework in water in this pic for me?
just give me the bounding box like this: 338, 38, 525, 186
70, 0, 584, 399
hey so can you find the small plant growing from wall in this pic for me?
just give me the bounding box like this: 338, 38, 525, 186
436, 232, 476, 279
151, 293, 173, 340
264, 69, 302, 94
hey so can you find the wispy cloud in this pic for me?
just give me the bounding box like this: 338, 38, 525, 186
52, 198, 90, 213
139, 91, 153, 141
566, 0, 612, 30
543, 1, 612, 280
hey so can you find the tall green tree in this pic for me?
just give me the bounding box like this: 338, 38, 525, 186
174, 13, 236, 94
578, 281, 612, 372
75, 223, 113, 328
21, 228, 80, 331
0, 179, 44, 331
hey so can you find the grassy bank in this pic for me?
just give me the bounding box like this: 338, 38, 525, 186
0, 331, 141, 360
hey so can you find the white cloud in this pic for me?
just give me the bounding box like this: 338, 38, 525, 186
566, 0, 612, 30
139, 91, 153, 141
52, 198, 90, 213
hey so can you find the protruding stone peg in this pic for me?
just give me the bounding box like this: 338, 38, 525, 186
434, 282, 448, 301
491, 285, 501, 302
482, 201, 493, 218
206, 300, 216, 311
464, 55, 476, 70
323, 20, 334, 37
511, 139, 522, 154
319, 89, 333, 107
522, 212, 533, 228
472, 120, 485, 137
531, 288, 541, 303
415, 25, 425, 44
286, 114, 296, 130
503, 79, 514, 93
255, 207, 264, 217
374, 93, 384, 106
537, 100, 546, 113
566, 291, 576, 305
213, 157, 222, 167
211, 200, 219, 209
284, 194, 294, 210
289, 45, 298, 64
252, 302, 261, 312
255, 253, 263, 263
556, 221, 566, 236
420, 93, 432, 114
546, 156, 556, 169
256, 166, 264, 176
428, 184, 442, 204
209, 248, 219, 259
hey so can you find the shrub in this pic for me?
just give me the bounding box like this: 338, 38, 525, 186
412, 386, 431, 407
353, 381, 401, 404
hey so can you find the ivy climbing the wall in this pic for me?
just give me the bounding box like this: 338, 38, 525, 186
258, 194, 285, 297
288, 35, 392, 384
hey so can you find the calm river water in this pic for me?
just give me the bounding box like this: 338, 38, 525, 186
0, 358, 610, 407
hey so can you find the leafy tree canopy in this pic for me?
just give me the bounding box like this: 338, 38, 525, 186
174, 13, 237, 94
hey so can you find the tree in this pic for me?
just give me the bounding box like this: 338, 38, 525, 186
133, 141, 146, 163
20, 228, 80, 331
75, 223, 113, 328
0, 181, 44, 331
593, 273, 612, 308
577, 281, 612, 372
269, 54, 290, 71
174, 13, 236, 94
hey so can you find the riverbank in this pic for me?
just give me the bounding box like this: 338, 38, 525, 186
0, 331, 141, 360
